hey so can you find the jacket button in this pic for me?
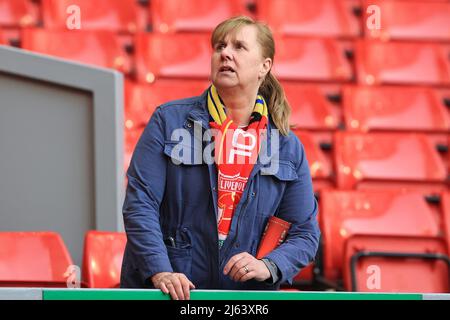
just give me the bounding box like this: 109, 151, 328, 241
251, 192, 256, 197
186, 122, 192, 128
234, 242, 240, 248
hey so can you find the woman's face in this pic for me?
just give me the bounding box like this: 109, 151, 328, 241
211, 25, 271, 92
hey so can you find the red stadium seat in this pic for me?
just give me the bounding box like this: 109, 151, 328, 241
284, 83, 341, 131
0, 27, 21, 46
0, 0, 38, 27
125, 127, 144, 173
443, 193, 450, 255
0, 231, 73, 287
257, 0, 361, 38
355, 40, 450, 86
82, 231, 126, 288
124, 79, 209, 130
124, 81, 156, 132
124, 79, 209, 172
437, 88, 450, 173
320, 190, 448, 283
425, 133, 450, 178
21, 29, 131, 73
343, 236, 449, 292
272, 36, 353, 82
42, 0, 147, 33
334, 132, 448, 192
343, 85, 450, 133
135, 33, 212, 82
294, 131, 334, 191
293, 263, 315, 284
0, 29, 5, 44
364, 0, 450, 42
150, 0, 254, 33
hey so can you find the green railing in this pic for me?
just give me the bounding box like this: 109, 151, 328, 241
42, 289, 423, 300
2, 288, 448, 300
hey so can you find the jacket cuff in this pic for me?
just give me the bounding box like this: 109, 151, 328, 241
261, 258, 280, 284
265, 251, 295, 285
139, 255, 174, 285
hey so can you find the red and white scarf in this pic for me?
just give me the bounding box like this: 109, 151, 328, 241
207, 85, 268, 248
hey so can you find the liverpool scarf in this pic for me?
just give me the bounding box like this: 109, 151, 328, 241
207, 85, 268, 248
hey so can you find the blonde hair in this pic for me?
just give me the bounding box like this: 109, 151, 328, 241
211, 16, 291, 136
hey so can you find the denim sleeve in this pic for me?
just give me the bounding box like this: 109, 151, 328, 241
264, 136, 321, 285
122, 107, 173, 283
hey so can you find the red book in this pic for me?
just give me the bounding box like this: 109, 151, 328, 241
256, 216, 291, 259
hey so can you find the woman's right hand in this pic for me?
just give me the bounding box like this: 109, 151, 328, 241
151, 272, 195, 300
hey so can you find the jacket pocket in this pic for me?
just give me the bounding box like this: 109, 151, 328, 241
163, 140, 209, 206
259, 160, 298, 181
163, 140, 203, 166
257, 160, 298, 216
166, 246, 193, 278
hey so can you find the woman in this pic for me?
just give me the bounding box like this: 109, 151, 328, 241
120, 16, 320, 300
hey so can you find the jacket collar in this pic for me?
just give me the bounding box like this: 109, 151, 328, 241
187, 89, 275, 145
186, 89, 281, 180
186, 89, 211, 129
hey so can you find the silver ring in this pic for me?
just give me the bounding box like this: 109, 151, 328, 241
244, 265, 249, 274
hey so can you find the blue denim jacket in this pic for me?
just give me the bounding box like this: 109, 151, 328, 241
120, 90, 320, 290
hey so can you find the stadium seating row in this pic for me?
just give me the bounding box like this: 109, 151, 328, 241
0, 231, 126, 289
298, 131, 448, 193
1, 0, 449, 42
124, 129, 449, 196
5, 29, 446, 85
123, 80, 449, 191
320, 190, 450, 292
2, 191, 449, 292
3, 30, 445, 86
125, 80, 450, 133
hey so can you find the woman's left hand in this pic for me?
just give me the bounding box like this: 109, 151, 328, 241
223, 252, 271, 282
